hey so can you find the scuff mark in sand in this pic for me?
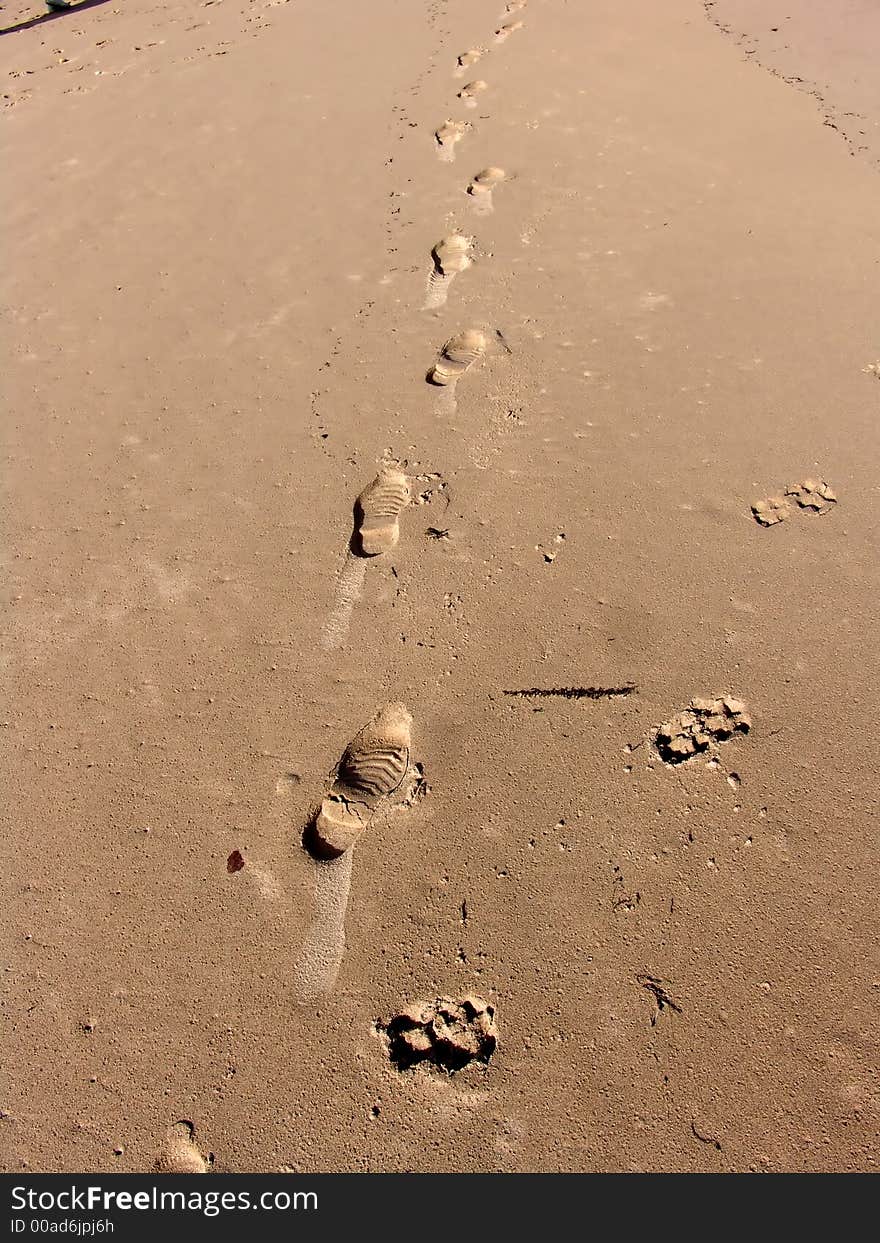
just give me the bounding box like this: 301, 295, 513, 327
319, 551, 366, 651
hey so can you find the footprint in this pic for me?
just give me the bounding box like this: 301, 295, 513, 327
154, 1122, 210, 1173
292, 849, 354, 1002
424, 234, 473, 309
428, 328, 488, 387
354, 468, 411, 555
494, 20, 524, 42
656, 696, 752, 765
320, 552, 366, 651
467, 166, 506, 215
457, 80, 488, 109
785, 478, 837, 514
454, 48, 484, 78
307, 703, 414, 857
435, 120, 468, 163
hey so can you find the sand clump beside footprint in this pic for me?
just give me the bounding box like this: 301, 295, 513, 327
784, 478, 838, 513
378, 996, 498, 1072
310, 703, 415, 857
751, 495, 790, 527
424, 234, 474, 308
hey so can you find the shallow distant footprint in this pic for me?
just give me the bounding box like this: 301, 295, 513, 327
307, 704, 415, 858
494, 19, 524, 42
354, 468, 411, 555
428, 328, 488, 387
424, 234, 473, 309
467, 166, 506, 215
457, 80, 488, 109
435, 120, 469, 162
154, 1122, 210, 1174
454, 48, 484, 78
751, 495, 790, 527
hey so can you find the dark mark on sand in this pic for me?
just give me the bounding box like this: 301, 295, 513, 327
637, 974, 682, 1024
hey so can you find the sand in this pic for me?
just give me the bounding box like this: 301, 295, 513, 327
2, 0, 878, 1174
706, 0, 880, 169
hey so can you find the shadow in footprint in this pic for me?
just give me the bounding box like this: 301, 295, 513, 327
302, 821, 346, 861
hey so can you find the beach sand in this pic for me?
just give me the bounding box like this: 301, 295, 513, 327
2, 0, 878, 1172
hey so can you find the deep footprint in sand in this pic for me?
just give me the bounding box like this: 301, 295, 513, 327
457, 80, 488, 109
354, 468, 411, 555
308, 703, 415, 857
656, 696, 752, 764
424, 234, 473, 309
435, 120, 468, 162
154, 1122, 210, 1174
454, 48, 484, 78
428, 329, 488, 413
495, 19, 524, 42
467, 166, 506, 214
